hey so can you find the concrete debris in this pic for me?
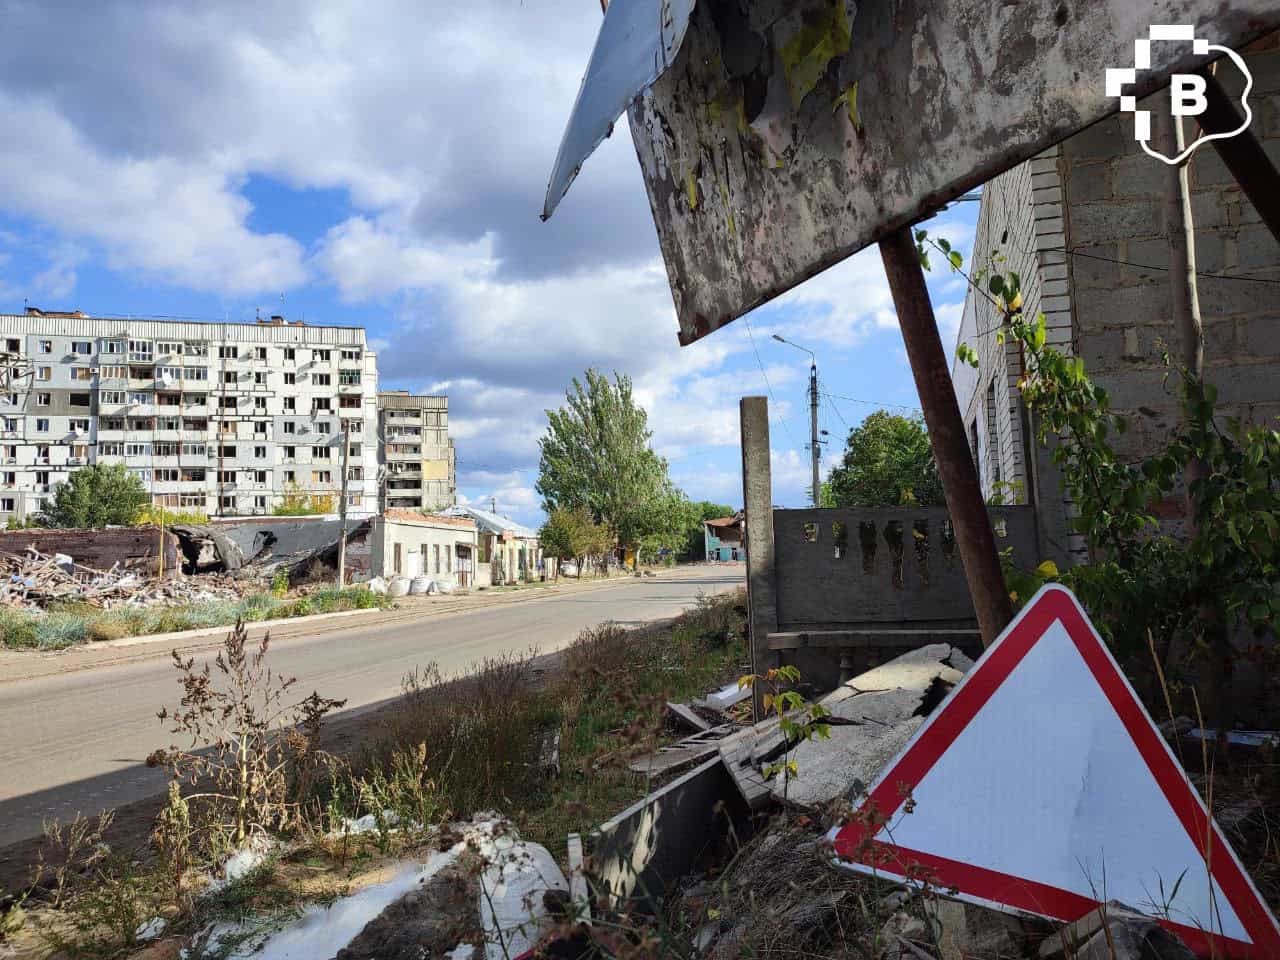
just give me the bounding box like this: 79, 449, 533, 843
667, 700, 713, 733
695, 680, 752, 713
769, 645, 971, 807
1038, 902, 1195, 959
0, 546, 240, 611
472, 821, 569, 960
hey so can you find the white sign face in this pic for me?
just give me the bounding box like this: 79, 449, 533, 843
829, 585, 1280, 959
1107, 24, 1255, 165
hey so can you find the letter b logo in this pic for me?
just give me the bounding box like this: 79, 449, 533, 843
1170, 74, 1208, 116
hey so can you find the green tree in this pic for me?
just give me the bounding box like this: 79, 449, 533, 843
539, 507, 609, 563
38, 464, 150, 528
537, 369, 679, 550
826, 411, 943, 507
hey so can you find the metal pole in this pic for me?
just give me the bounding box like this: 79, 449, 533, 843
808, 361, 820, 505
878, 226, 1013, 646
336, 428, 350, 587
1197, 68, 1280, 243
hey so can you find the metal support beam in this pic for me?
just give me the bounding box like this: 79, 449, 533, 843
1198, 68, 1280, 243
739, 396, 778, 718
878, 227, 1013, 646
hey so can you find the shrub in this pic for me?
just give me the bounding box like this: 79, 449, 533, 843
0, 610, 38, 649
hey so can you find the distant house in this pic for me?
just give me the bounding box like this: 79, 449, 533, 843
442, 505, 541, 584
372, 510, 481, 587
703, 513, 745, 561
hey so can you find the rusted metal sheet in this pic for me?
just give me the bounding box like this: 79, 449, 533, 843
620, 0, 1280, 344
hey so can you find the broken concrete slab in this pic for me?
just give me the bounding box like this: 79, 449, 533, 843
589, 756, 749, 914
695, 680, 752, 713
627, 741, 719, 776
666, 701, 712, 733
770, 645, 971, 807
1039, 902, 1195, 959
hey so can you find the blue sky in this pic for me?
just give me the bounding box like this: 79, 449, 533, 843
0, 1, 977, 529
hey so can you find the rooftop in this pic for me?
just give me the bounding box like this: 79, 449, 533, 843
442, 505, 538, 539
383, 509, 476, 530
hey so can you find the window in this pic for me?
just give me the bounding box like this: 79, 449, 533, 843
101, 417, 125, 431
284, 470, 295, 483
36, 392, 51, 406
182, 468, 206, 482
254, 470, 268, 484
254, 495, 267, 510
254, 371, 267, 385
284, 372, 296, 385
182, 418, 207, 431
283, 397, 296, 411
35, 471, 48, 487
218, 396, 237, 409
445, 545, 451, 573
339, 369, 361, 385
316, 422, 331, 434
254, 347, 267, 361
219, 445, 236, 458
99, 391, 123, 404
71, 367, 93, 381
157, 342, 182, 356
0, 498, 13, 512
1, 445, 15, 460
284, 445, 296, 459
180, 494, 205, 508
218, 346, 237, 359
254, 421, 267, 436
35, 418, 48, 432
217, 470, 237, 484
284, 347, 296, 361
126, 391, 147, 405
1, 472, 13, 485
158, 365, 182, 380
312, 398, 331, 412
128, 417, 155, 431
35, 367, 50, 381
125, 443, 151, 457
254, 445, 267, 458
254, 397, 266, 411
312, 446, 331, 459
72, 341, 91, 355
103, 340, 124, 355
220, 495, 235, 510
182, 444, 206, 457
312, 373, 331, 386
158, 416, 179, 430
311, 470, 332, 484
314, 349, 331, 362
339, 395, 361, 409
69, 392, 90, 407
433, 544, 441, 574
38, 340, 52, 354
155, 469, 179, 482
185, 342, 208, 357
1, 417, 17, 432
341, 349, 361, 361
184, 367, 208, 380
98, 443, 123, 457
346, 419, 363, 434
36, 445, 50, 463
283, 421, 296, 435
69, 418, 89, 433
100, 365, 127, 379
128, 340, 153, 358
154, 442, 179, 456
222, 371, 237, 384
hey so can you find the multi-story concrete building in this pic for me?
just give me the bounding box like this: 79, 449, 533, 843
0, 308, 380, 522
377, 392, 456, 512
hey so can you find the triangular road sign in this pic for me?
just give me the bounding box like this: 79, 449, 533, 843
828, 584, 1280, 958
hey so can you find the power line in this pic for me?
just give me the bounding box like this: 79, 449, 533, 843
821, 390, 921, 414
743, 316, 800, 447
1048, 247, 1280, 285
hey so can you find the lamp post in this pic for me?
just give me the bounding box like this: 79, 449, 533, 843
772, 334, 821, 506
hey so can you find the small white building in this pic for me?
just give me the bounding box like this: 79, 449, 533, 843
442, 505, 541, 585
372, 509, 483, 588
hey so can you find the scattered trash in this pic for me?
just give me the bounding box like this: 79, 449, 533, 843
367, 576, 388, 595
1187, 728, 1280, 749
694, 680, 752, 714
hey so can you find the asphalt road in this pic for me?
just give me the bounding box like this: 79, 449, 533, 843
0, 568, 742, 847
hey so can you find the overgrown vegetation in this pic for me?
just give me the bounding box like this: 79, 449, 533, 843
272, 484, 336, 516
37, 463, 150, 529
929, 229, 1280, 726
0, 586, 389, 651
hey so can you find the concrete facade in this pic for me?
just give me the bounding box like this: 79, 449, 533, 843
442, 504, 540, 585
953, 38, 1280, 554
372, 509, 481, 588
0, 309, 380, 522
376, 392, 456, 512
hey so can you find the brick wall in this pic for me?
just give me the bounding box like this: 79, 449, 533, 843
1059, 38, 1280, 487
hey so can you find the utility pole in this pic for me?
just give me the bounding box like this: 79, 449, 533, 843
771, 334, 822, 506
336, 428, 350, 588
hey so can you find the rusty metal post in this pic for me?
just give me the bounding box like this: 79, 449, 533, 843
739, 396, 778, 719
879, 227, 1013, 645
1197, 68, 1280, 242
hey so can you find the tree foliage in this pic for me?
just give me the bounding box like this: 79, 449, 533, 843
537, 369, 687, 550
539, 507, 610, 562
681, 500, 735, 558
273, 485, 335, 516
825, 411, 943, 507
38, 464, 150, 528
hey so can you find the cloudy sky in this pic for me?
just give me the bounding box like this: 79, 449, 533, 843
0, 0, 977, 527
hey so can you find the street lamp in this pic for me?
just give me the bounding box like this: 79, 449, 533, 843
771, 334, 821, 506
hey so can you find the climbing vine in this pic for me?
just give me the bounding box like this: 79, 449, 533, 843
919, 230, 1280, 721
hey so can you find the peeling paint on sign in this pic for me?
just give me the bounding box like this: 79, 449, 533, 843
614, 0, 1280, 345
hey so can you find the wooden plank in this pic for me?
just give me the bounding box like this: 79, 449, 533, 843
628, 742, 720, 776
719, 747, 774, 811
768, 630, 981, 651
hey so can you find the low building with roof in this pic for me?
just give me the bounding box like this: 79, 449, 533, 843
704, 512, 745, 561
442, 504, 541, 585
372, 509, 481, 588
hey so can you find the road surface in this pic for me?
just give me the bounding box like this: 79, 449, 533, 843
0, 567, 742, 846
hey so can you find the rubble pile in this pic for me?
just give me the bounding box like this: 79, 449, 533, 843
1, 547, 242, 611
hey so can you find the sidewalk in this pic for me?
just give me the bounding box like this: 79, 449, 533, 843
0, 564, 735, 684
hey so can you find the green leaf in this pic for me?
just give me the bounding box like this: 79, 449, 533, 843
988, 275, 1006, 297
948, 250, 963, 271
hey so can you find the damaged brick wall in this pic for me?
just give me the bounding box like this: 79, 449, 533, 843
0, 525, 181, 577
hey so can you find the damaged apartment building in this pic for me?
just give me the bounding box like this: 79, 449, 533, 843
0, 308, 381, 522
377, 391, 456, 511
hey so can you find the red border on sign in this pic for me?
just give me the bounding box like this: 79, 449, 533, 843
831, 585, 1280, 959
